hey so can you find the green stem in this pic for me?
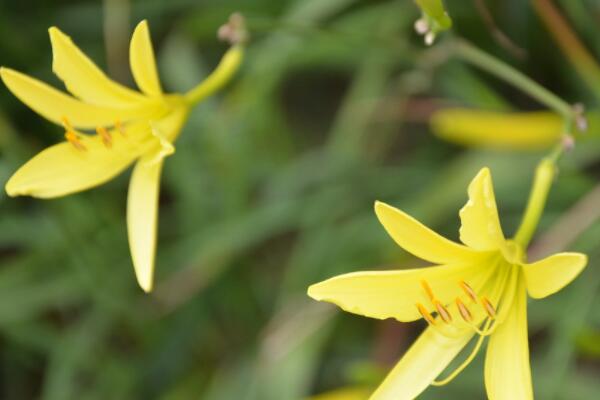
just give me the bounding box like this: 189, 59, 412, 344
454, 39, 575, 127
513, 151, 560, 247
184, 45, 244, 105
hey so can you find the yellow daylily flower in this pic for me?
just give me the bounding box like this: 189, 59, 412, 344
1, 19, 244, 292
308, 166, 587, 399
430, 108, 562, 150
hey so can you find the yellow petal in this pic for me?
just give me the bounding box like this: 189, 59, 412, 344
49, 27, 147, 107
371, 326, 473, 399
0, 68, 159, 129
459, 168, 506, 251
484, 276, 533, 400
127, 151, 163, 292
308, 263, 489, 322
130, 20, 162, 96
522, 252, 587, 299
5, 122, 151, 198
375, 201, 480, 264
430, 108, 562, 150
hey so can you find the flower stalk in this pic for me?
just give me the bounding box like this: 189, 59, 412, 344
513, 155, 557, 248
453, 39, 577, 132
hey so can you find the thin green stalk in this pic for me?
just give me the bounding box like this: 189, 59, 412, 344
513, 150, 561, 247
185, 45, 244, 105
454, 39, 575, 126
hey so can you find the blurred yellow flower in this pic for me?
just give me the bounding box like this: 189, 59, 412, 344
309, 387, 371, 400
430, 108, 562, 150
1, 20, 243, 292
308, 167, 587, 399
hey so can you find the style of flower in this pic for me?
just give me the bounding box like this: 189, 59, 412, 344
1, 19, 244, 292
308, 166, 587, 399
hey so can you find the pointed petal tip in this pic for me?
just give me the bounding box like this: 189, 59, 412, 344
139, 279, 153, 293
307, 283, 321, 300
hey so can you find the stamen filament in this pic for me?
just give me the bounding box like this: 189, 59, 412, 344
431, 319, 492, 386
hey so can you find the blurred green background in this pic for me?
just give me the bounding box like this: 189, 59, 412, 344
0, 0, 599, 399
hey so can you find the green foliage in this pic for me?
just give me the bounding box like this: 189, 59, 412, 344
0, 0, 598, 399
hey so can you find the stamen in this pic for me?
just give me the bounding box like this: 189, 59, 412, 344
115, 119, 126, 136
61, 117, 86, 151
455, 298, 473, 322
416, 303, 436, 325
96, 126, 112, 148
432, 319, 492, 386
65, 130, 86, 151
481, 297, 497, 319
434, 300, 452, 323
460, 280, 478, 302
420, 279, 435, 301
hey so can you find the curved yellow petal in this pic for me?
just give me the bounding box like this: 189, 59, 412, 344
130, 20, 162, 97
375, 201, 480, 264
127, 152, 163, 292
49, 27, 147, 107
431, 108, 562, 150
0, 68, 159, 129
484, 277, 533, 400
308, 263, 489, 322
459, 168, 506, 251
5, 122, 151, 198
371, 327, 473, 399
522, 252, 587, 299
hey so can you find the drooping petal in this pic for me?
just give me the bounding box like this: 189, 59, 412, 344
484, 276, 533, 400
127, 152, 164, 292
49, 27, 147, 107
522, 252, 587, 299
308, 263, 490, 322
129, 20, 162, 97
459, 168, 506, 251
371, 326, 473, 400
375, 201, 481, 265
0, 68, 159, 129
5, 122, 152, 198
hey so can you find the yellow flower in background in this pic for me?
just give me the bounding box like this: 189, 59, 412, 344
308, 166, 587, 399
1, 19, 244, 292
309, 387, 371, 400
430, 108, 563, 150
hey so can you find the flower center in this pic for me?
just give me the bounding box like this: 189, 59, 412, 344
414, 260, 520, 386
62, 117, 127, 151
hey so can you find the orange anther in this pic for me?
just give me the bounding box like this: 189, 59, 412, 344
115, 119, 126, 136
417, 303, 436, 325
455, 298, 473, 322
96, 126, 112, 148
420, 279, 435, 301
65, 130, 87, 151
61, 116, 74, 131
434, 300, 452, 323
481, 297, 496, 319
460, 280, 478, 302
